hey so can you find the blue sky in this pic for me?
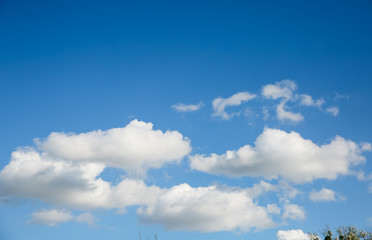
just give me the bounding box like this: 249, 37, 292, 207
1, 1, 372, 240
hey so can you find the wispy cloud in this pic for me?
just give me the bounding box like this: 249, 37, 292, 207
276, 100, 304, 123
325, 106, 340, 116
171, 102, 203, 112
212, 92, 256, 120
28, 209, 73, 226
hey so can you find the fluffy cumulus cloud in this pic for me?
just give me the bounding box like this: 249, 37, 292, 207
28, 209, 73, 226
298, 94, 324, 107
282, 203, 306, 220
0, 118, 283, 233
171, 102, 204, 112
212, 92, 256, 120
309, 188, 337, 202
36, 119, 191, 176
138, 184, 276, 232
276, 229, 309, 240
0, 148, 164, 210
0, 120, 191, 209
190, 128, 370, 183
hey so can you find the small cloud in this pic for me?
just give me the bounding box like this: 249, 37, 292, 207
171, 102, 203, 112
267, 204, 281, 214
76, 212, 97, 226
28, 209, 73, 227
298, 94, 324, 108
262, 80, 297, 100
325, 106, 339, 116
276, 100, 304, 123
309, 188, 337, 202
212, 92, 256, 120
367, 217, 372, 227
334, 92, 350, 101
277, 229, 309, 240
282, 203, 305, 220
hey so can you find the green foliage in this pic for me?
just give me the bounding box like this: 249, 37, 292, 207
309, 225, 372, 240
138, 232, 158, 240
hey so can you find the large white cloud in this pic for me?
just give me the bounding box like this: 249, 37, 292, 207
277, 229, 309, 240
36, 119, 191, 176
212, 92, 256, 120
0, 148, 164, 210
0, 149, 279, 232
190, 128, 370, 183
138, 183, 276, 232
0, 139, 281, 232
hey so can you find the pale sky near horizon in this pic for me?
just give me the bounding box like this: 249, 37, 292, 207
1, 1, 372, 240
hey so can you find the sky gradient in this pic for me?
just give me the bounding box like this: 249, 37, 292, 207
1, 1, 372, 240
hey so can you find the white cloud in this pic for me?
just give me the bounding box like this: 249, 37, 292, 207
138, 183, 276, 232
298, 94, 324, 107
28, 209, 97, 227
282, 203, 306, 220
0, 148, 164, 210
262, 80, 297, 100
276, 100, 304, 123
262, 80, 328, 122
171, 102, 203, 112
212, 92, 256, 120
28, 209, 73, 226
190, 128, 369, 183
267, 204, 281, 214
367, 217, 372, 227
309, 188, 337, 202
36, 119, 191, 176
325, 106, 339, 116
277, 229, 309, 240
76, 212, 97, 225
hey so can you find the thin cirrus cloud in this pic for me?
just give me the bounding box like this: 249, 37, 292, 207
190, 128, 371, 183
212, 91, 256, 120
171, 102, 204, 112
